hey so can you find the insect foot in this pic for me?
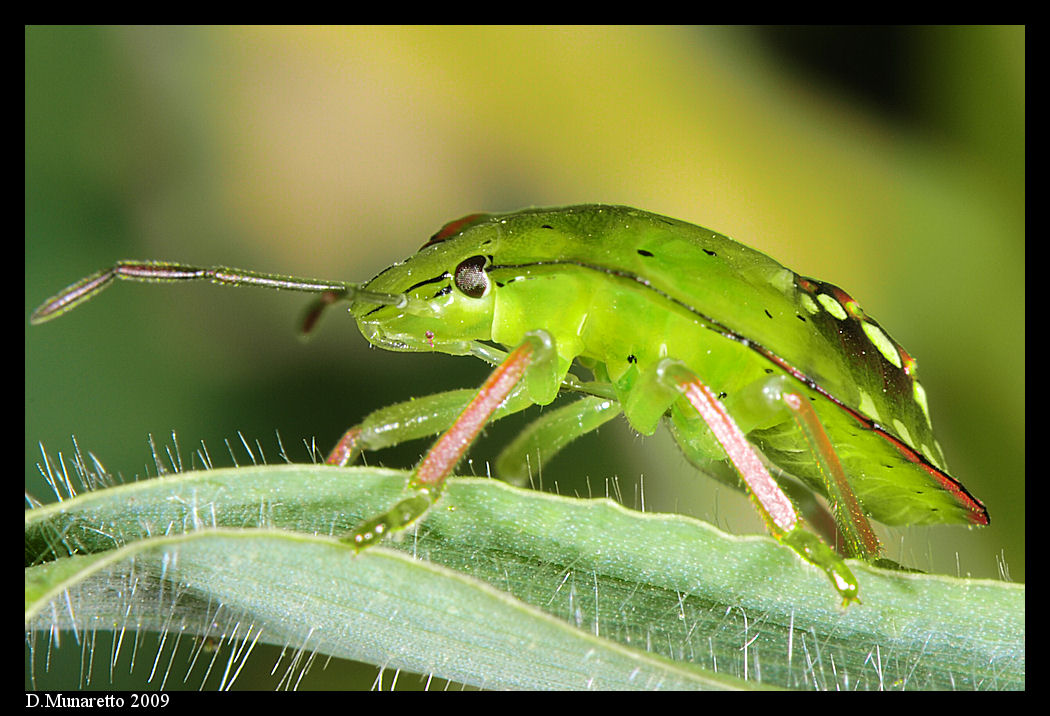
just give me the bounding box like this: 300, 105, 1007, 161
342, 487, 439, 550
781, 529, 860, 606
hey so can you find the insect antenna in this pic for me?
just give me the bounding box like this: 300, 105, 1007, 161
30, 260, 408, 325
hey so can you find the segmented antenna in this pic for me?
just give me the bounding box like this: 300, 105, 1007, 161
30, 261, 407, 325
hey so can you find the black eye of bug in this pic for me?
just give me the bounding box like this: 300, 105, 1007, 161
453, 255, 489, 298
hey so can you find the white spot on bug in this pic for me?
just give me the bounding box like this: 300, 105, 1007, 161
913, 381, 932, 429
817, 293, 847, 320
799, 294, 820, 315
862, 322, 902, 369
892, 419, 915, 450
857, 390, 882, 423
921, 443, 945, 470
933, 439, 948, 470
769, 268, 795, 294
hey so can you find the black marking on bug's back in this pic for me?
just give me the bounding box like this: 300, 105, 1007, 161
703, 249, 717, 257
637, 249, 654, 258
406, 273, 451, 294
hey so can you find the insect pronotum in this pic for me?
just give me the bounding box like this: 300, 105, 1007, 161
31, 205, 988, 604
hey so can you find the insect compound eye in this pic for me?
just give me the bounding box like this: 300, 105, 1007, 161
453, 255, 489, 298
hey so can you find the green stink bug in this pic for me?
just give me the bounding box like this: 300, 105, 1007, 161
30, 205, 988, 604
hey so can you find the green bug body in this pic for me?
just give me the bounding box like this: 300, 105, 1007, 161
31, 204, 988, 603
355, 205, 986, 530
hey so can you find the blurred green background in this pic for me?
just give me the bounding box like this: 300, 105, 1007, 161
26, 26, 1024, 690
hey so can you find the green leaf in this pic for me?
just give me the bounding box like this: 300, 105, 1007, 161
25, 466, 1024, 690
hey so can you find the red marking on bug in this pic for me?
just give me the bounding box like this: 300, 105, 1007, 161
752, 341, 988, 526
898, 345, 918, 377
420, 213, 490, 249
829, 285, 864, 320
872, 428, 989, 525
425, 330, 435, 348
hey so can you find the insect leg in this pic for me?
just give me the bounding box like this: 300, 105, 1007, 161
643, 359, 861, 605
342, 331, 557, 549
668, 415, 844, 554
494, 395, 623, 484
300, 290, 348, 335
731, 376, 882, 562
325, 385, 537, 467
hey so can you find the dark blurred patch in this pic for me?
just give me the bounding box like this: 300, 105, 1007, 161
752, 26, 917, 123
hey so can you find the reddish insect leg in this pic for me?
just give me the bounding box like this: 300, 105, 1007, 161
343, 331, 555, 549
327, 427, 364, 467
301, 289, 348, 336
325, 385, 542, 468
413, 342, 536, 486
779, 392, 881, 561
657, 361, 797, 534
654, 360, 861, 604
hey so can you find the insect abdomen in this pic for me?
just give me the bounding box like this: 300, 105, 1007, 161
481, 206, 985, 527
